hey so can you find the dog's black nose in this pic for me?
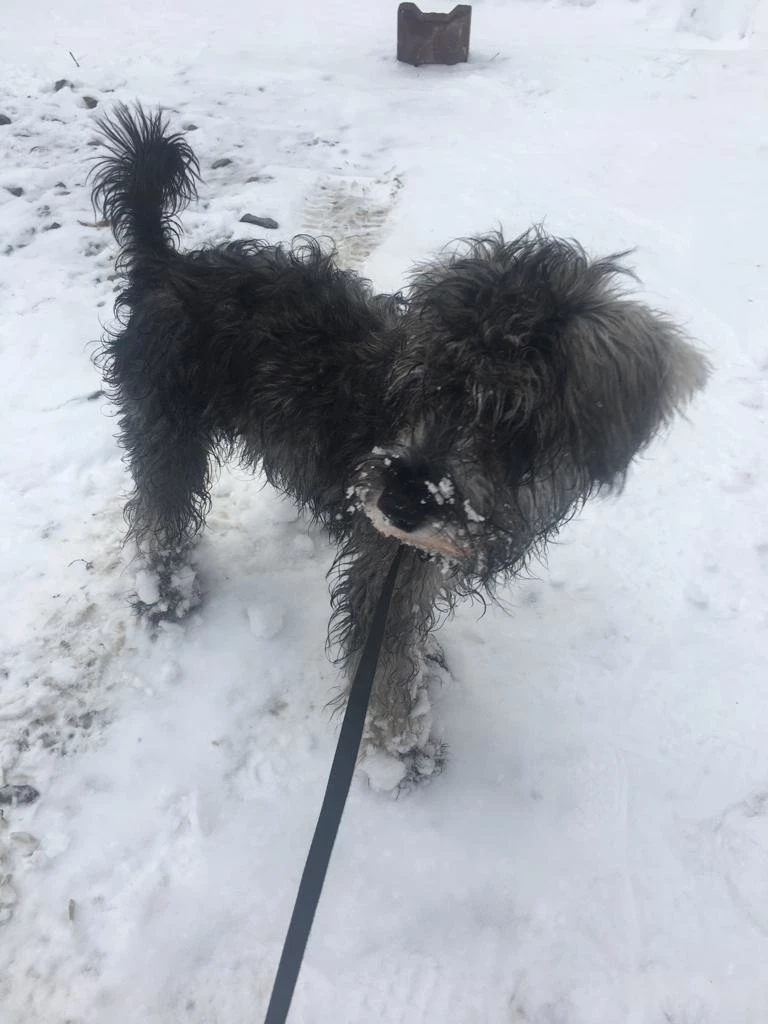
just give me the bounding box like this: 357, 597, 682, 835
377, 461, 436, 533
377, 489, 427, 532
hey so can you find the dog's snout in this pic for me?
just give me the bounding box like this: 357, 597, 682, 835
377, 460, 436, 533
377, 489, 427, 533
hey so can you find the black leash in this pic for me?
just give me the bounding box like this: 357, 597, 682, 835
263, 545, 404, 1024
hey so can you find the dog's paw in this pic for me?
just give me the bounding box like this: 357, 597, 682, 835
133, 564, 201, 624
358, 739, 447, 795
396, 740, 448, 794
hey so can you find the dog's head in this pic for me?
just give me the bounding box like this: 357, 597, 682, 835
352, 230, 709, 582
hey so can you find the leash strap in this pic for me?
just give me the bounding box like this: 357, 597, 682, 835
264, 545, 404, 1024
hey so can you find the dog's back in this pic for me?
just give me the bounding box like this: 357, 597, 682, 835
91, 106, 403, 535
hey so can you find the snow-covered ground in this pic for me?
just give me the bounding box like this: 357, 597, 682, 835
1, 0, 767, 1020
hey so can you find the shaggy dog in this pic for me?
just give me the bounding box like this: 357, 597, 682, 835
92, 105, 709, 790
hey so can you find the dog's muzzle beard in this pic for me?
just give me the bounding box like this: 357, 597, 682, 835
351, 447, 588, 581
351, 450, 477, 561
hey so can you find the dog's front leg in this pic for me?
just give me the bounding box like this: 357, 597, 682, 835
330, 530, 448, 792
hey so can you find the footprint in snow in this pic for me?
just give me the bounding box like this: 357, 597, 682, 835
714, 791, 768, 937
300, 172, 403, 270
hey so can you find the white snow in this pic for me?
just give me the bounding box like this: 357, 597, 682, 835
1, 0, 767, 1021
135, 569, 161, 607
425, 477, 456, 504
358, 749, 409, 793
464, 499, 486, 523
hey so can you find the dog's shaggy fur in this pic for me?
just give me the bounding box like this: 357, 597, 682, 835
92, 105, 709, 790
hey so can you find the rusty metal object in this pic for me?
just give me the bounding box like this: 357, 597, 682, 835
397, 3, 472, 67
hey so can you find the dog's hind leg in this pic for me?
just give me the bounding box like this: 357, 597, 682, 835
118, 396, 213, 621
330, 528, 449, 793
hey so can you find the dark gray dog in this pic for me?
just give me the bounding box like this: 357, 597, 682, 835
93, 106, 708, 790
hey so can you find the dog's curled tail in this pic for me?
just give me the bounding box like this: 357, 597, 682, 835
91, 103, 199, 273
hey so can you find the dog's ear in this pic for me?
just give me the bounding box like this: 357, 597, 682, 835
562, 299, 710, 486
